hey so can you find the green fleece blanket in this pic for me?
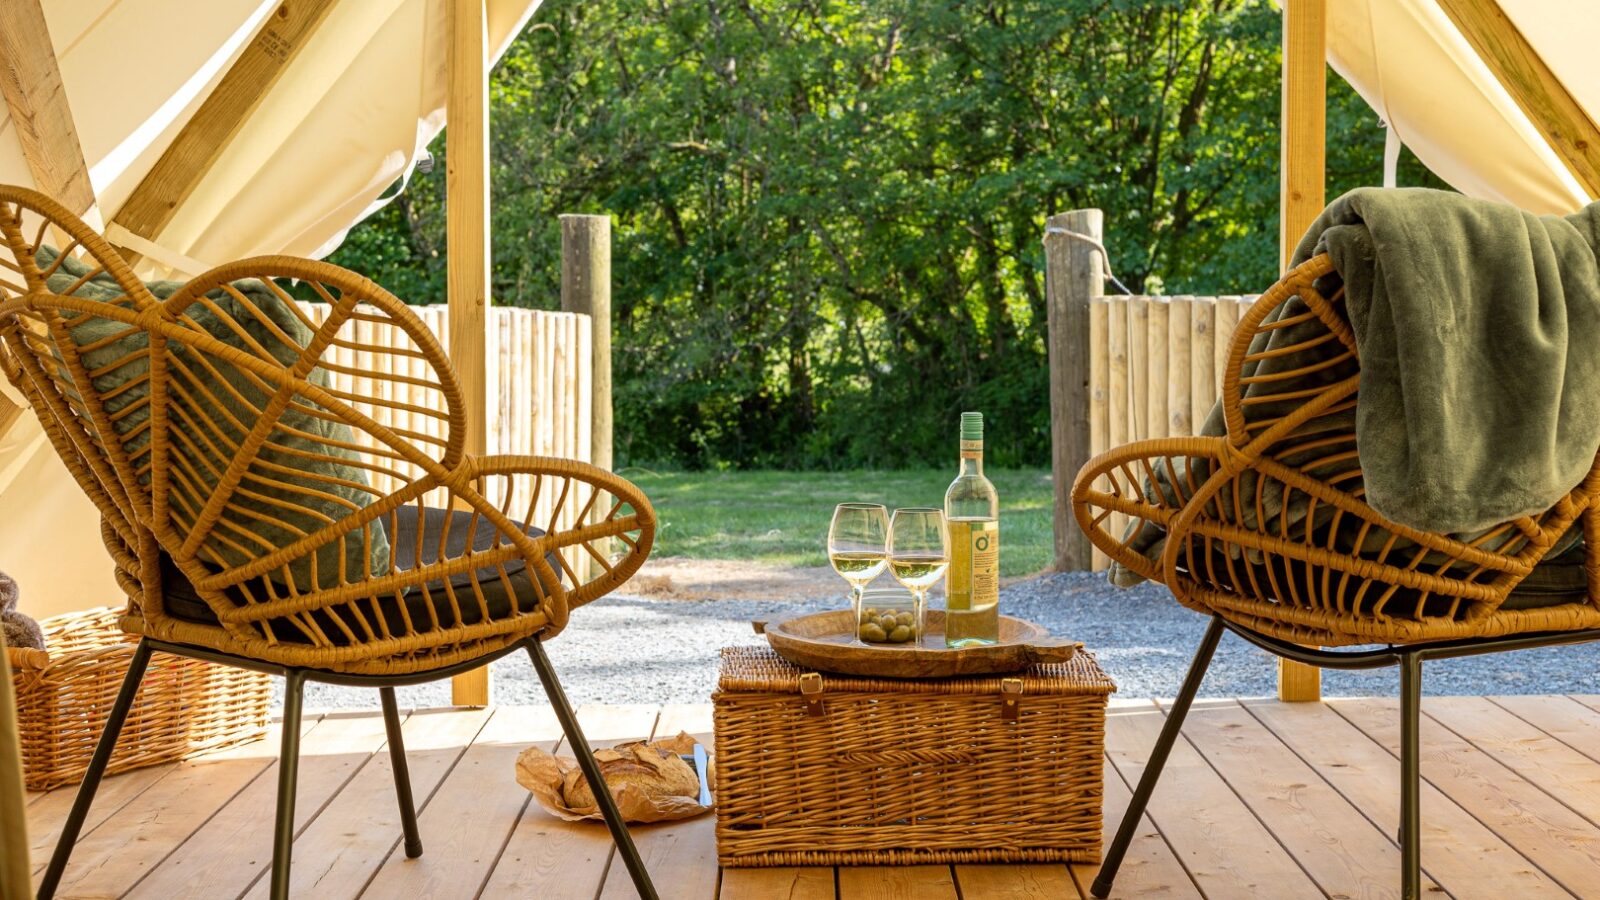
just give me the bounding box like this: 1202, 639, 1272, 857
1114, 188, 1600, 590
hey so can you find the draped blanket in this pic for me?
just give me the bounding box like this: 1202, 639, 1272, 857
1115, 187, 1600, 587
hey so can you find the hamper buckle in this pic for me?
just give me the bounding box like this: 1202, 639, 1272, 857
1001, 678, 1023, 722
800, 672, 825, 716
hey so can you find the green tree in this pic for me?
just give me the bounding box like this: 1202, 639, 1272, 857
330, 0, 1439, 470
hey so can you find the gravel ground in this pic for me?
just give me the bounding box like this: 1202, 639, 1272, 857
290, 572, 1600, 710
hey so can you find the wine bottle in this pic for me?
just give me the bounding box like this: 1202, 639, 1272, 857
944, 411, 1000, 647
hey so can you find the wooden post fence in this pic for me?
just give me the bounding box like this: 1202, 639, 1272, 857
1045, 214, 1259, 572
560, 214, 613, 473
1044, 210, 1101, 572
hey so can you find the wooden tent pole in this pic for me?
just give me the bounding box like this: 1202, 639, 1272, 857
1278, 0, 1325, 703
448, 0, 492, 707
0, 0, 96, 443
109, 0, 337, 266
1437, 0, 1600, 198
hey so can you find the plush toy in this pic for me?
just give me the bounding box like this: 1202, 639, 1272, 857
0, 570, 45, 652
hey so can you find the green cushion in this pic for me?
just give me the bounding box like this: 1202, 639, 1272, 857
38, 247, 390, 591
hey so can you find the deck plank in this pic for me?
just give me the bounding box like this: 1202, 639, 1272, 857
720, 866, 835, 900
597, 703, 719, 900
125, 709, 398, 900
360, 706, 562, 898
1068, 747, 1202, 899
1249, 698, 1569, 898
35, 717, 304, 898
1451, 696, 1600, 808
1492, 695, 1600, 767
1173, 699, 1413, 899
30, 696, 1600, 898
1335, 697, 1600, 896
954, 863, 1079, 899
26, 759, 178, 871
838, 865, 958, 900
478, 704, 659, 900
1104, 700, 1321, 898
238, 705, 493, 900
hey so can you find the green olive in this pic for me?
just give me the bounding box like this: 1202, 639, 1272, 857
863, 607, 879, 617
888, 625, 913, 643
896, 611, 914, 626
860, 623, 888, 642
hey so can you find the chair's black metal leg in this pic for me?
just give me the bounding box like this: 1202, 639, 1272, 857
526, 638, 659, 900
1092, 616, 1225, 899
380, 686, 423, 858
270, 670, 307, 900
1399, 652, 1423, 900
36, 639, 153, 900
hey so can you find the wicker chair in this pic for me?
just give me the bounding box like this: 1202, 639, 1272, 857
0, 186, 661, 900
1074, 253, 1600, 900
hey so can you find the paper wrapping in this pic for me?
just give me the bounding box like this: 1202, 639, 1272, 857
515, 731, 714, 824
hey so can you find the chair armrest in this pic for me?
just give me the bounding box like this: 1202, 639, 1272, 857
449, 454, 656, 632
1072, 436, 1230, 584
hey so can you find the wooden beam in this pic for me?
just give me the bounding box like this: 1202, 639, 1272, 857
448, 0, 492, 708
109, 0, 337, 254
1278, 0, 1325, 702
0, 0, 94, 216
1437, 0, 1600, 198
1044, 210, 1100, 572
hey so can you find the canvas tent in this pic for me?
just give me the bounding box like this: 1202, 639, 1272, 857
1324, 0, 1599, 215
0, 0, 538, 624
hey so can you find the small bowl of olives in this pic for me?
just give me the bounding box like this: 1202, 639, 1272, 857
856, 587, 923, 645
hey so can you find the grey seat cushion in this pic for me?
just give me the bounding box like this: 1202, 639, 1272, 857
160, 505, 560, 644
1501, 538, 1590, 611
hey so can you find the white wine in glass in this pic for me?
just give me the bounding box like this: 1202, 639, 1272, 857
829, 503, 888, 616
888, 555, 948, 590
888, 507, 949, 643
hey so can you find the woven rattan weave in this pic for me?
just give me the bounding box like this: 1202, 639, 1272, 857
5, 606, 271, 790
713, 645, 1115, 867
0, 186, 655, 676
1072, 253, 1600, 647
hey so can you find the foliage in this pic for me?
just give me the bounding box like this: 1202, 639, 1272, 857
329, 0, 1444, 470
630, 467, 1056, 576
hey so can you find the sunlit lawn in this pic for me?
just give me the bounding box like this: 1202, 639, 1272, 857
627, 468, 1057, 577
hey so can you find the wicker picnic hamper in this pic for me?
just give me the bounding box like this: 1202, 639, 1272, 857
4, 606, 271, 790
713, 645, 1116, 866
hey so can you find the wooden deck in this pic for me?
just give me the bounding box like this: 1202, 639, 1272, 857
24, 695, 1600, 899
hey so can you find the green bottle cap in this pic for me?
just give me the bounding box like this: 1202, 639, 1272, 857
960, 411, 983, 441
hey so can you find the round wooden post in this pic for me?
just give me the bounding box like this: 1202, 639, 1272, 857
1044, 209, 1102, 572
560, 214, 612, 472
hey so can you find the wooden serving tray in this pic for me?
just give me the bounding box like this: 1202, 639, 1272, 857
755, 609, 1080, 679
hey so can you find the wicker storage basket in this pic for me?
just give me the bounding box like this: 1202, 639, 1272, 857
4, 607, 272, 791
713, 645, 1115, 867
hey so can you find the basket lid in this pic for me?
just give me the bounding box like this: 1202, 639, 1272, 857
716, 645, 1116, 696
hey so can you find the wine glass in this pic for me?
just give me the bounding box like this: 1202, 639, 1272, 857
829, 503, 888, 618
888, 507, 949, 644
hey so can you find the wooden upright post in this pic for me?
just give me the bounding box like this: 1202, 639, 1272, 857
560, 215, 613, 472
1278, 0, 1326, 703
1044, 209, 1101, 572
447, 0, 491, 708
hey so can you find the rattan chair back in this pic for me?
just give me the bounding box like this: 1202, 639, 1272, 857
1073, 254, 1600, 646
0, 186, 653, 674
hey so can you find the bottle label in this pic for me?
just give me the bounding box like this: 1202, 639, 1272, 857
947, 519, 999, 610
960, 439, 983, 460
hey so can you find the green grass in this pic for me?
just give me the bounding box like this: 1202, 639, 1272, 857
625, 468, 1056, 577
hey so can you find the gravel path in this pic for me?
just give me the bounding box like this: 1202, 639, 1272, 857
294, 572, 1600, 710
